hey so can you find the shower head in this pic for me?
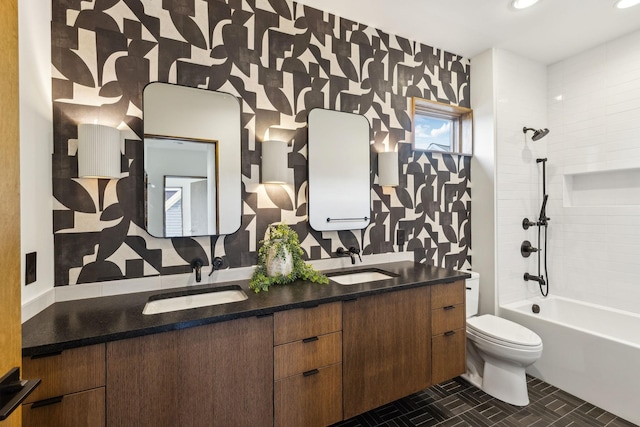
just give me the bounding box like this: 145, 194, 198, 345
523, 127, 550, 141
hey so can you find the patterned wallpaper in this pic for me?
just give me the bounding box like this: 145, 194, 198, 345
51, 0, 472, 286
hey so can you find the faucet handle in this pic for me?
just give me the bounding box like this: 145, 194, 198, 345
208, 256, 225, 276
349, 246, 362, 262
212, 257, 224, 269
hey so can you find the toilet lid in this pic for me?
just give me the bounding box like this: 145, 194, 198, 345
467, 314, 542, 347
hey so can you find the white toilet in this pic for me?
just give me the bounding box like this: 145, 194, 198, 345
463, 272, 543, 406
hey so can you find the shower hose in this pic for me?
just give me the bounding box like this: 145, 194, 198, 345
538, 223, 549, 297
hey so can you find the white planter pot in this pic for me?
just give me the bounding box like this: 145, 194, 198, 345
266, 242, 293, 277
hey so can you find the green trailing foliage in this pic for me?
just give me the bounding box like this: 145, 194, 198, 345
249, 223, 328, 293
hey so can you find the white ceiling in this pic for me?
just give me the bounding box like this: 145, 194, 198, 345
292, 0, 640, 64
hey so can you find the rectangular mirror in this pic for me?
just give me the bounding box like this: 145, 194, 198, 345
143, 83, 241, 237
308, 109, 371, 231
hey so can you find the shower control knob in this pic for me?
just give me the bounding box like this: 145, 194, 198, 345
522, 218, 537, 230
521, 240, 539, 257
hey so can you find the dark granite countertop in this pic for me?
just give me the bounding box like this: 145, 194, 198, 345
22, 261, 470, 357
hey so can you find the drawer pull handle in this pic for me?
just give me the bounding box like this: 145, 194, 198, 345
466, 287, 472, 290
30, 351, 63, 360
31, 396, 63, 409
443, 305, 456, 310
302, 336, 319, 343
303, 369, 319, 377
444, 331, 456, 337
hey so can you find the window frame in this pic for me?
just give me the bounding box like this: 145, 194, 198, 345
412, 97, 473, 155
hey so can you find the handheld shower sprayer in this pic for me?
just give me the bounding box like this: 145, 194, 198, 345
523, 127, 550, 141
522, 155, 551, 297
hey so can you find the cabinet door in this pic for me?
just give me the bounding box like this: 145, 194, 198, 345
107, 316, 273, 427
274, 363, 342, 427
22, 344, 106, 404
107, 330, 180, 426
342, 287, 431, 419
432, 330, 466, 384
23, 388, 105, 427
179, 316, 273, 427
274, 332, 342, 380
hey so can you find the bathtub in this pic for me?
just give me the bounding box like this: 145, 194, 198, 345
501, 296, 640, 425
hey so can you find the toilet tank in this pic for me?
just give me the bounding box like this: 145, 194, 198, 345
464, 271, 480, 318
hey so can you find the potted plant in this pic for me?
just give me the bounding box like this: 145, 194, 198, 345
249, 223, 328, 293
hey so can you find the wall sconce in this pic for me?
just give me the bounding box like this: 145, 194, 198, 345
378, 151, 399, 187
261, 140, 288, 184
77, 123, 121, 179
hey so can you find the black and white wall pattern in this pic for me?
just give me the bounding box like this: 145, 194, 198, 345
51, 0, 472, 286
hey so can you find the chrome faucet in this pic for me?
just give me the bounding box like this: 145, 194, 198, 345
190, 258, 204, 283
337, 246, 362, 264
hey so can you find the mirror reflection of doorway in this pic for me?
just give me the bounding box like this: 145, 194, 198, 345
163, 176, 207, 237
144, 137, 218, 237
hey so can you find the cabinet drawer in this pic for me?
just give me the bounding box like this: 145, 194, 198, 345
432, 304, 465, 336
274, 302, 341, 345
274, 332, 342, 380
274, 363, 342, 427
431, 280, 464, 309
23, 387, 105, 427
432, 329, 466, 384
23, 344, 105, 403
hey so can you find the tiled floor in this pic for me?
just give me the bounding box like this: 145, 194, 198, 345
331, 376, 637, 427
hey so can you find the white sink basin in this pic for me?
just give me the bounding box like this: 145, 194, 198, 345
143, 287, 248, 315
329, 270, 396, 285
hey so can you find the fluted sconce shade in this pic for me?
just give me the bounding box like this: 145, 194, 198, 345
78, 124, 121, 179
262, 140, 288, 184
378, 151, 399, 187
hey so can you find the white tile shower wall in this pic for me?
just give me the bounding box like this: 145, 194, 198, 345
494, 50, 548, 306
547, 29, 640, 314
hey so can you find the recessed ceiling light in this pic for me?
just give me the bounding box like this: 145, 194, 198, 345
615, 0, 640, 8
512, 0, 539, 9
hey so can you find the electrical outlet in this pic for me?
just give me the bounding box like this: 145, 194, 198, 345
396, 229, 405, 246
25, 252, 37, 285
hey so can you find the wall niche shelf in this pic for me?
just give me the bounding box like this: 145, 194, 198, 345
563, 167, 640, 207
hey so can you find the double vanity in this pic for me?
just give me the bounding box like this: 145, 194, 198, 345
21, 262, 469, 427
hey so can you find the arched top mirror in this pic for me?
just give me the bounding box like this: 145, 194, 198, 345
143, 83, 241, 237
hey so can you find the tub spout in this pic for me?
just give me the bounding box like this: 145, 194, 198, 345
524, 273, 545, 286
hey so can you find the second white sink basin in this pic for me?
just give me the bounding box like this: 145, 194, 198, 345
328, 270, 396, 285
143, 286, 248, 315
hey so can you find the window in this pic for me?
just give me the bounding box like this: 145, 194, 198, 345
412, 98, 473, 155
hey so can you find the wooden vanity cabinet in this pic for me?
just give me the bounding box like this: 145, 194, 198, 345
431, 280, 466, 384
106, 315, 273, 427
21, 278, 468, 427
21, 344, 106, 427
342, 286, 432, 419
273, 302, 342, 427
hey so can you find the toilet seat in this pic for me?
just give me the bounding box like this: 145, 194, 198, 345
467, 314, 542, 348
